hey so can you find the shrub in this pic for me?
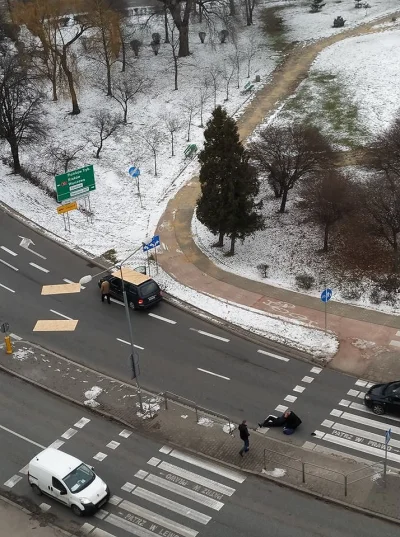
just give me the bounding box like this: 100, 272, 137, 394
341, 280, 363, 300
257, 263, 269, 278
102, 248, 118, 264
295, 274, 315, 290
370, 274, 400, 306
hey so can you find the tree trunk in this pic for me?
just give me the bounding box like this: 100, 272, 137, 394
229, 0, 236, 15
123, 103, 128, 123
244, 0, 251, 25
168, 1, 192, 57
164, 6, 169, 43
323, 223, 329, 253
178, 24, 190, 57
229, 233, 236, 255
393, 234, 399, 272
279, 188, 289, 213
106, 61, 112, 96
51, 68, 58, 101
60, 51, 80, 114
217, 230, 224, 246
154, 152, 157, 176
10, 139, 21, 173
119, 27, 126, 72
96, 140, 103, 158
174, 56, 178, 90
171, 133, 174, 156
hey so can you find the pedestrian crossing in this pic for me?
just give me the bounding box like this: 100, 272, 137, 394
305, 378, 400, 466
83, 446, 246, 537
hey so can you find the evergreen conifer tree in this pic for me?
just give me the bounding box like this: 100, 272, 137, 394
310, 0, 326, 12
197, 106, 264, 254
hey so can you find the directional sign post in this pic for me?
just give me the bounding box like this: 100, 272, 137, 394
320, 287, 332, 332
384, 428, 392, 482
142, 235, 160, 276
55, 165, 95, 202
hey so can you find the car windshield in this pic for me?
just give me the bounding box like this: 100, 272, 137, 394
139, 281, 159, 297
63, 463, 95, 493
386, 382, 400, 395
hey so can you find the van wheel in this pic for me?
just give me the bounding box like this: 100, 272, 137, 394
71, 504, 83, 516
129, 301, 137, 310
31, 484, 42, 496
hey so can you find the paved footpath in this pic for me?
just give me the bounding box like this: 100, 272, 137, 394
156, 12, 400, 382
2, 340, 400, 526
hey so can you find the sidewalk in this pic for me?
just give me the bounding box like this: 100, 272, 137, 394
156, 11, 400, 382
2, 341, 400, 525
0, 495, 70, 537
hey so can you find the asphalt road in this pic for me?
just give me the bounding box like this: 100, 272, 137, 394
0, 374, 396, 537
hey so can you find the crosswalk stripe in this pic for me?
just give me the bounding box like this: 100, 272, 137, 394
165, 449, 246, 483
320, 433, 400, 463
92, 529, 117, 537
155, 461, 236, 496
323, 422, 400, 448
105, 513, 164, 537
119, 499, 198, 537
340, 411, 400, 435
144, 473, 224, 510
345, 402, 400, 424
132, 486, 211, 524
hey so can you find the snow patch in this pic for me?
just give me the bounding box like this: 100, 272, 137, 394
351, 339, 376, 350
12, 347, 35, 361
262, 468, 287, 478
198, 417, 214, 427
84, 386, 103, 408
223, 423, 236, 434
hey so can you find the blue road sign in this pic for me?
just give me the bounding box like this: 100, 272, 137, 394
385, 428, 392, 445
320, 288, 333, 303
143, 235, 160, 252
128, 166, 140, 178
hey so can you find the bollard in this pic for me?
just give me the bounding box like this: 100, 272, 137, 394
302, 462, 306, 483
4, 335, 12, 354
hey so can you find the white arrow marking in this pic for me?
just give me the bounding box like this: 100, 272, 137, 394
18, 236, 46, 260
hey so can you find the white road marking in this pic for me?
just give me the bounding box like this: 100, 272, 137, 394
50, 309, 73, 321
93, 452, 107, 461
132, 486, 211, 524
0, 258, 18, 271
0, 282, 15, 293
48, 439, 64, 450
330, 409, 343, 417
396, 330, 400, 337
321, 419, 334, 427
135, 470, 148, 479
145, 473, 224, 510
29, 262, 49, 273
275, 404, 288, 413
310, 367, 322, 374
156, 461, 236, 496
284, 395, 297, 403
63, 278, 85, 290
109, 495, 123, 505
4, 475, 22, 488
61, 428, 77, 439
347, 389, 360, 397
190, 328, 229, 342
159, 445, 172, 455
167, 449, 246, 483
20, 465, 29, 475
148, 313, 177, 324
120, 499, 199, 537
355, 379, 367, 387
197, 368, 230, 381
116, 338, 144, 350
313, 430, 325, 439
339, 399, 351, 407
80, 523, 95, 534
74, 417, 90, 429
1, 246, 17, 256
0, 423, 45, 449
121, 482, 136, 493
302, 376, 314, 383
94, 509, 108, 520
92, 529, 117, 537
341, 411, 400, 434
320, 433, 400, 463
347, 401, 400, 424
106, 513, 172, 537
110, 298, 124, 306
329, 422, 400, 448
293, 385, 305, 393
10, 333, 22, 340
119, 429, 132, 438
106, 441, 120, 450
148, 457, 160, 466
257, 349, 289, 362
389, 340, 400, 348
39, 503, 52, 512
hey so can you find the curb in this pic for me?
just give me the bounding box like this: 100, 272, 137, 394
0, 358, 399, 527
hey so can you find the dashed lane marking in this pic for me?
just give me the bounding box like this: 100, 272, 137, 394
74, 417, 90, 429
275, 404, 288, 413
63, 278, 86, 290
284, 394, 297, 403
39, 503, 51, 512
4, 475, 22, 488
50, 309, 74, 321
148, 313, 177, 324
93, 452, 107, 461
29, 262, 49, 273
0, 258, 18, 271
1, 246, 17, 256
0, 282, 15, 293
61, 428, 77, 439
257, 349, 289, 362
0, 423, 45, 449
197, 368, 230, 381
311, 367, 322, 374
116, 338, 144, 350
190, 328, 229, 342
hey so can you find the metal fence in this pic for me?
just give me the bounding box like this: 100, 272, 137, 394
263, 447, 381, 496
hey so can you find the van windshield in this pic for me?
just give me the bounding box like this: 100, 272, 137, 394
139, 281, 159, 297
63, 463, 95, 493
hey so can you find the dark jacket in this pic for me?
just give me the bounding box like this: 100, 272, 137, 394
285, 411, 302, 430
238, 423, 249, 440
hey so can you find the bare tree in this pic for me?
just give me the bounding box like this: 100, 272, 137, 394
46, 143, 85, 174
112, 69, 149, 123
86, 110, 122, 158
244, 34, 258, 78
207, 65, 220, 109
299, 169, 355, 252
221, 61, 235, 101
161, 0, 193, 57
249, 124, 333, 213
182, 99, 198, 142
243, 0, 257, 25
164, 113, 181, 156
368, 114, 400, 180
198, 79, 210, 127
231, 46, 242, 89
168, 20, 180, 91
360, 173, 400, 271
141, 126, 163, 176
0, 51, 46, 173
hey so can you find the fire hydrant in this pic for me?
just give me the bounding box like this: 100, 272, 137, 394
4, 335, 12, 355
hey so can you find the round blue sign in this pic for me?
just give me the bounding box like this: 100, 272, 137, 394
320, 288, 333, 303
128, 166, 140, 178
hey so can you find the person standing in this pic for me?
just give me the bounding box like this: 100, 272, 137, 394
238, 420, 250, 457
100, 279, 111, 304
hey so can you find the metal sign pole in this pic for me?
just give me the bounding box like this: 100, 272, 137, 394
324, 286, 327, 332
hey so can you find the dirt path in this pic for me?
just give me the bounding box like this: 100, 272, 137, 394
237, 12, 400, 141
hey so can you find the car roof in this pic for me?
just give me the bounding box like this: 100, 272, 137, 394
111, 267, 151, 286
30, 448, 82, 478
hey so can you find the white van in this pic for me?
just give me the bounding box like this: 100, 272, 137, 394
28, 448, 110, 516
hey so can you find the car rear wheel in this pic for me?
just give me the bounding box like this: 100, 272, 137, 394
372, 403, 385, 415
71, 504, 83, 516
31, 484, 42, 496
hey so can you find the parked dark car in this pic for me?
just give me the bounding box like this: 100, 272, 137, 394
98, 268, 162, 310
364, 381, 400, 415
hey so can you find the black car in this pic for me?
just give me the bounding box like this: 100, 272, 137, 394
364, 381, 400, 415
98, 268, 162, 310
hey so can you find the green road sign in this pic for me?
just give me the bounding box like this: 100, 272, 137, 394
55, 165, 96, 202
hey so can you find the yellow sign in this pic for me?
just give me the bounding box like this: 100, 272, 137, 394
57, 201, 77, 214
